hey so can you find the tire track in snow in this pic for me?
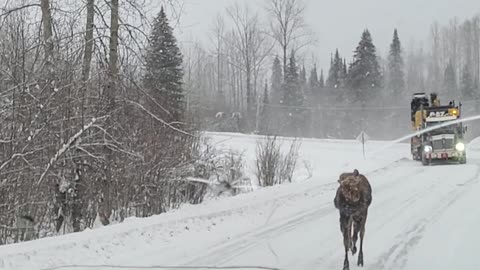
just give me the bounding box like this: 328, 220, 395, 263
180, 202, 334, 268
179, 159, 419, 268
372, 162, 480, 270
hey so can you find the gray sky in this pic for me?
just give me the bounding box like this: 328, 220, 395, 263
175, 0, 480, 72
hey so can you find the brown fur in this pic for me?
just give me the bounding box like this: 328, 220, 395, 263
334, 169, 372, 270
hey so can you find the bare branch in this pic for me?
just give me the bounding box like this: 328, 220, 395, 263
0, 3, 40, 19
125, 99, 193, 137
36, 116, 108, 186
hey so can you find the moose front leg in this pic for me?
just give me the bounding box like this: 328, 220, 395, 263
340, 214, 351, 270
351, 219, 361, 255
358, 213, 368, 267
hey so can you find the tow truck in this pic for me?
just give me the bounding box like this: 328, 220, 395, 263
410, 93, 467, 165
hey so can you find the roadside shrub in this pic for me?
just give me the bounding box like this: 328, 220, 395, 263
255, 136, 301, 187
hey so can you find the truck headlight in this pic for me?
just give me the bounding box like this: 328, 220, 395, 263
456, 143, 465, 151
424, 145, 433, 153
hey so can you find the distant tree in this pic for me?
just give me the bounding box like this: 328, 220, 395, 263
387, 29, 405, 102
309, 65, 319, 94
282, 51, 303, 106
266, 0, 313, 76
443, 59, 457, 95
319, 69, 325, 89
461, 64, 476, 99
406, 46, 427, 93
327, 49, 345, 89
282, 51, 305, 135
226, 2, 272, 130
300, 65, 307, 94
210, 14, 227, 111
346, 29, 382, 104
271, 55, 283, 104
259, 81, 270, 134
144, 7, 185, 121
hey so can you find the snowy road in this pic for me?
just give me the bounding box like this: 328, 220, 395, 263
2, 133, 480, 270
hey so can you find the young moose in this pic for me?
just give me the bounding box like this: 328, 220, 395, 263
334, 169, 372, 270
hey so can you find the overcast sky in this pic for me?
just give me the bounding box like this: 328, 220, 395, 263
174, 0, 480, 72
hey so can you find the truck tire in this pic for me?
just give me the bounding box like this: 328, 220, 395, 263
459, 155, 467, 164
422, 155, 430, 166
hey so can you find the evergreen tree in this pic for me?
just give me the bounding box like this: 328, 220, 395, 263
387, 29, 405, 101
461, 64, 475, 99
282, 52, 303, 106
282, 51, 305, 136
262, 81, 270, 106
144, 7, 184, 121
309, 65, 319, 94
319, 69, 325, 89
271, 55, 283, 104
443, 59, 457, 95
327, 49, 345, 89
300, 65, 307, 94
259, 81, 270, 134
346, 29, 382, 104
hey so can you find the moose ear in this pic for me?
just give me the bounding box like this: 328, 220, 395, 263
353, 169, 359, 176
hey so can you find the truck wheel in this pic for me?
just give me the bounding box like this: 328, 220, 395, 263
422, 155, 431, 166
460, 155, 467, 164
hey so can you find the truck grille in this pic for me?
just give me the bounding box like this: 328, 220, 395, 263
433, 138, 454, 150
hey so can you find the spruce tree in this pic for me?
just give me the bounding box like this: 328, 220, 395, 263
282, 52, 303, 107
271, 55, 283, 104
346, 29, 382, 104
444, 60, 457, 95
309, 65, 319, 94
300, 65, 307, 95
144, 7, 184, 121
259, 81, 270, 134
282, 51, 305, 136
461, 64, 475, 99
262, 81, 270, 106
327, 49, 345, 89
319, 69, 325, 89
387, 29, 405, 101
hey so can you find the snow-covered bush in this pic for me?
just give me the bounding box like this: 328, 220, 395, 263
255, 136, 301, 187
195, 138, 252, 198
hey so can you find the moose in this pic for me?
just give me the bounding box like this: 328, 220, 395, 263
334, 169, 372, 270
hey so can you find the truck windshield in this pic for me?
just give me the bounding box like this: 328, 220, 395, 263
426, 122, 457, 134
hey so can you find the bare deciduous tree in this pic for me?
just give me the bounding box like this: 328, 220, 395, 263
265, 0, 314, 75
226, 2, 273, 128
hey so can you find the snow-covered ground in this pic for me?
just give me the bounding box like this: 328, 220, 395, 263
2, 132, 480, 270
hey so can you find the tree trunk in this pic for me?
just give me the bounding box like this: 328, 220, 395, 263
82, 0, 95, 83
71, 0, 95, 233
246, 61, 252, 127
107, 0, 119, 103
283, 43, 287, 79
41, 0, 54, 79
99, 0, 119, 226
41, 0, 65, 232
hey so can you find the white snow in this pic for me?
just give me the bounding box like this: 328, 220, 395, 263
1, 132, 479, 270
